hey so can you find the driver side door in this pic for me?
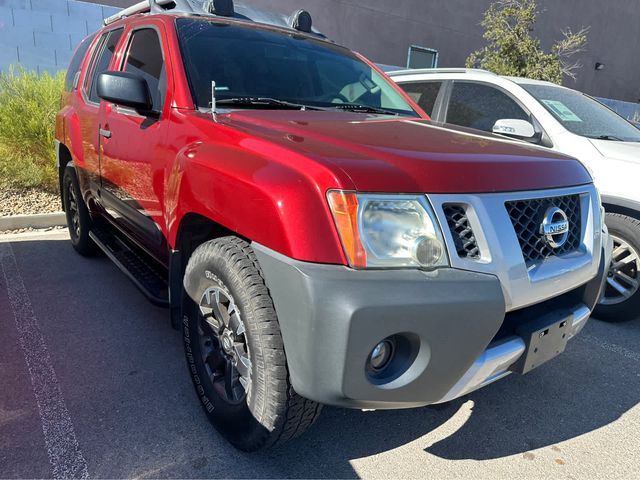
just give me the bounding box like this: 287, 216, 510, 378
97, 24, 171, 262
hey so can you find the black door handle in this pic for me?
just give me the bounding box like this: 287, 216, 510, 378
99, 128, 112, 139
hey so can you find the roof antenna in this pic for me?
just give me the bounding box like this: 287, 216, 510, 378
211, 80, 217, 119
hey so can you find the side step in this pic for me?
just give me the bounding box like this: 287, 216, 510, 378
89, 227, 170, 308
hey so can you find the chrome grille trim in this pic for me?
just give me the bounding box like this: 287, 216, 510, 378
506, 194, 582, 264
428, 185, 603, 312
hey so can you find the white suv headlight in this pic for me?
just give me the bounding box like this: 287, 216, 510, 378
327, 191, 449, 269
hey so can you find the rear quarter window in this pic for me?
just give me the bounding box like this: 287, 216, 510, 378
64, 33, 97, 92
84, 28, 124, 104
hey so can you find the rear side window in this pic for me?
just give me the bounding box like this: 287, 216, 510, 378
85, 28, 124, 103
400, 81, 442, 117
64, 33, 97, 92
447, 82, 529, 132
123, 28, 167, 111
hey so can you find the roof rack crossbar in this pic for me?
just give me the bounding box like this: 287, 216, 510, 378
102, 0, 324, 38
104, 0, 195, 25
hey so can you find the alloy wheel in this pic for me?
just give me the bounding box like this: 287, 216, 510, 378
67, 184, 81, 239
197, 285, 251, 404
600, 234, 640, 305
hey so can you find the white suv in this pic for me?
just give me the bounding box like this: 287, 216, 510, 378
391, 69, 640, 322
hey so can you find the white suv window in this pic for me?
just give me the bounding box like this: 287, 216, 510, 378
447, 82, 529, 132
398, 81, 442, 117
521, 83, 640, 143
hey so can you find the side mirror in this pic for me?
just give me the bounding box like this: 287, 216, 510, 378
492, 119, 536, 139
97, 71, 155, 115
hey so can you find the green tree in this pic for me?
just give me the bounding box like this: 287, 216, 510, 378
466, 0, 588, 84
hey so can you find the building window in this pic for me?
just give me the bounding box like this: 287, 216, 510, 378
407, 45, 438, 69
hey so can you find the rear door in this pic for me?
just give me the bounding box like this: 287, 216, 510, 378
97, 23, 172, 262
75, 28, 124, 199
443, 81, 531, 132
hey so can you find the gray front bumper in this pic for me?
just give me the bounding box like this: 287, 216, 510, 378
254, 243, 607, 410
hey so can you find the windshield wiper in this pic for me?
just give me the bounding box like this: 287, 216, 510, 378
332, 104, 399, 116
586, 134, 624, 141
215, 97, 325, 111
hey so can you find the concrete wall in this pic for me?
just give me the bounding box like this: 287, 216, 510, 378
0, 0, 120, 75
5, 0, 639, 104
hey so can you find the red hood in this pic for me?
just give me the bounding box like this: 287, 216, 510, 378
216, 110, 591, 193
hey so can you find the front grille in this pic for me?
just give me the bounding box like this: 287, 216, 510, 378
443, 204, 480, 259
506, 194, 582, 265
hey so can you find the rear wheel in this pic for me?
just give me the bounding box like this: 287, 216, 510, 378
181, 237, 322, 451
63, 167, 96, 256
595, 213, 640, 322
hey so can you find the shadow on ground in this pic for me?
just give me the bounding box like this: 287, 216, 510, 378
1, 235, 639, 479
253, 318, 640, 476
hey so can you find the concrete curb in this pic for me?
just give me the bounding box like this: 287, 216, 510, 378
0, 212, 67, 231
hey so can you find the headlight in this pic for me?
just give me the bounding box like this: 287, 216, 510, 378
327, 190, 449, 269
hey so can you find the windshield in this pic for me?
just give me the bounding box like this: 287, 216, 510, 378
521, 83, 640, 142
176, 19, 417, 116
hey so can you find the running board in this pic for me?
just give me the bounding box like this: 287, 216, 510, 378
89, 227, 170, 308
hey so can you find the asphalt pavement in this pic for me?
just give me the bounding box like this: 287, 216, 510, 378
1, 230, 639, 479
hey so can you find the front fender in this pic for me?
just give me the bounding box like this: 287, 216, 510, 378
165, 114, 355, 265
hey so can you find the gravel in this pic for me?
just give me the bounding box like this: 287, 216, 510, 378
0, 187, 61, 217
0, 225, 66, 235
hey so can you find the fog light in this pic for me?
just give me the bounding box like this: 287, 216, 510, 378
369, 340, 394, 370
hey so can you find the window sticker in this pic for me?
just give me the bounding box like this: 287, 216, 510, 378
541, 99, 583, 122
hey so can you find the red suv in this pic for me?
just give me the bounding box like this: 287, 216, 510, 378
55, 0, 610, 451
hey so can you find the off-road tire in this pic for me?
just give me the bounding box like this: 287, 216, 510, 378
182, 237, 322, 451
595, 213, 640, 322
63, 167, 96, 256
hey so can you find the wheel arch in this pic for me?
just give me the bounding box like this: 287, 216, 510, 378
174, 212, 248, 260
169, 212, 250, 329
602, 195, 640, 222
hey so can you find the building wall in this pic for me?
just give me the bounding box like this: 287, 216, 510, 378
3, 0, 638, 103
0, 0, 121, 75
242, 0, 639, 103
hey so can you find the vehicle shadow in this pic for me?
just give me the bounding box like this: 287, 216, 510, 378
252, 323, 640, 478
252, 402, 462, 478
423, 328, 640, 461
3, 236, 638, 479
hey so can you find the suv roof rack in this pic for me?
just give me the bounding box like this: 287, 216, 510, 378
104, 0, 323, 37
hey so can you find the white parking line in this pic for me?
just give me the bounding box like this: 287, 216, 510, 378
0, 242, 89, 479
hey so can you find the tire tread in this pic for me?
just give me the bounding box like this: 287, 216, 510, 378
595, 213, 640, 322
185, 237, 322, 450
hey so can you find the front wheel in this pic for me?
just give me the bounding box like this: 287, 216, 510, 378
181, 237, 322, 451
595, 213, 640, 322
